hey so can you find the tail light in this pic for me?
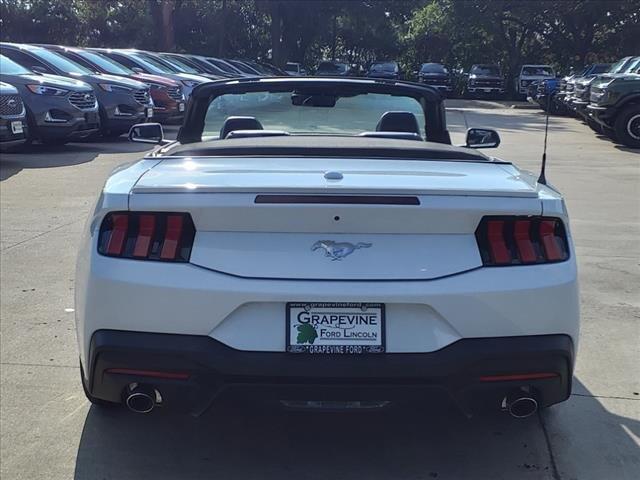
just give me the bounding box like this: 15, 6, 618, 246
475, 216, 569, 266
98, 212, 195, 262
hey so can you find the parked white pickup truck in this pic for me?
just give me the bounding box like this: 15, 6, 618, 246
515, 65, 555, 97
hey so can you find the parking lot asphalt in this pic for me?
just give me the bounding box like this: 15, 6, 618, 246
1, 101, 638, 480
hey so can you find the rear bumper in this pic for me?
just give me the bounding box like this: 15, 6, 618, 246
86, 330, 574, 414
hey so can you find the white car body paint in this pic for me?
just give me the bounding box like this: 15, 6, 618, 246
75, 154, 580, 371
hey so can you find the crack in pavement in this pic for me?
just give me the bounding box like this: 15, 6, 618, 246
1, 361, 79, 369
538, 411, 562, 480
571, 392, 640, 401
0, 219, 81, 252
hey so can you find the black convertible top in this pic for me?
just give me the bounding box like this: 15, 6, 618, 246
176, 77, 452, 145
159, 135, 494, 162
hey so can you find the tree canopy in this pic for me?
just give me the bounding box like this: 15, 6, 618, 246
1, 0, 638, 88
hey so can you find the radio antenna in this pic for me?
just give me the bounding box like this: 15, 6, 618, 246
537, 92, 551, 185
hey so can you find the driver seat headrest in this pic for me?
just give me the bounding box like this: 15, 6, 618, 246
376, 111, 421, 137
220, 116, 263, 139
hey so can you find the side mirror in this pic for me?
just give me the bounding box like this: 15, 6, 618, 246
131, 67, 144, 74
128, 122, 165, 144
32, 66, 47, 74
465, 128, 501, 149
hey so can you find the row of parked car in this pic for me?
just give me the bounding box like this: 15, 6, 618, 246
529, 56, 640, 147
0, 42, 291, 150
286, 59, 557, 100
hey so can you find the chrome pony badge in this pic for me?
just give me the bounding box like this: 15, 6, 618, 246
311, 240, 372, 261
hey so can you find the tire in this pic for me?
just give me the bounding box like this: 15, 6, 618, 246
614, 104, 640, 148
80, 364, 119, 408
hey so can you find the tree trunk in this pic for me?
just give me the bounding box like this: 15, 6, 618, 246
270, 1, 284, 66
218, 0, 227, 57
150, 0, 176, 52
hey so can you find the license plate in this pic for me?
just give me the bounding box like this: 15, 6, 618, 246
178, 103, 185, 112
146, 107, 153, 118
10, 121, 23, 134
286, 302, 385, 354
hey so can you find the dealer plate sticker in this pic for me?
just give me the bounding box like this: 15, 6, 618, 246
286, 302, 385, 354
11, 121, 23, 134
179, 102, 185, 112
146, 107, 154, 118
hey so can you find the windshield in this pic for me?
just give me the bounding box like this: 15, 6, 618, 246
33, 48, 93, 75
623, 57, 640, 73
521, 66, 554, 76
161, 56, 200, 74
471, 65, 501, 76
318, 62, 348, 73
370, 62, 397, 73
608, 58, 632, 74
420, 63, 447, 74
132, 53, 176, 74
0, 54, 31, 74
590, 64, 609, 74
204, 90, 425, 137
77, 51, 133, 75
229, 60, 258, 74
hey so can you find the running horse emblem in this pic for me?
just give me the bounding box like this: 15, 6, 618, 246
311, 240, 372, 261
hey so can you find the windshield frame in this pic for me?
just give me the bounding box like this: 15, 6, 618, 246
177, 78, 449, 145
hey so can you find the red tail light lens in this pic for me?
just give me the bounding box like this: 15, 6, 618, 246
98, 212, 195, 262
475, 216, 569, 266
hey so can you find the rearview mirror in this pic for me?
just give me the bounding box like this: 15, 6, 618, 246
291, 93, 337, 107
465, 128, 500, 149
128, 123, 165, 144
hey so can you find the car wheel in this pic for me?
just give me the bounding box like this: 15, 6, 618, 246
80, 364, 119, 408
614, 105, 640, 148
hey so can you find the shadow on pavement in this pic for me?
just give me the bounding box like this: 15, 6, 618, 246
0, 137, 153, 182
73, 379, 639, 480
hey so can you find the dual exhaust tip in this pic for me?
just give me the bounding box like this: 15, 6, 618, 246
502, 389, 539, 419
124, 384, 158, 414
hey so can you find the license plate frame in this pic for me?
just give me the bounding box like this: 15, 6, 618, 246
286, 302, 385, 354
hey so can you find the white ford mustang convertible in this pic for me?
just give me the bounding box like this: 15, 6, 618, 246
75, 78, 579, 418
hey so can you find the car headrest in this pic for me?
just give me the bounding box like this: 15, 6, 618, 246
375, 111, 421, 136
219, 116, 263, 139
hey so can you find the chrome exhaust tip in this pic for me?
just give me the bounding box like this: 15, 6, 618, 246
502, 389, 539, 419
124, 384, 157, 414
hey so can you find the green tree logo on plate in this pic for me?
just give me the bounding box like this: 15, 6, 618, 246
296, 323, 318, 344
